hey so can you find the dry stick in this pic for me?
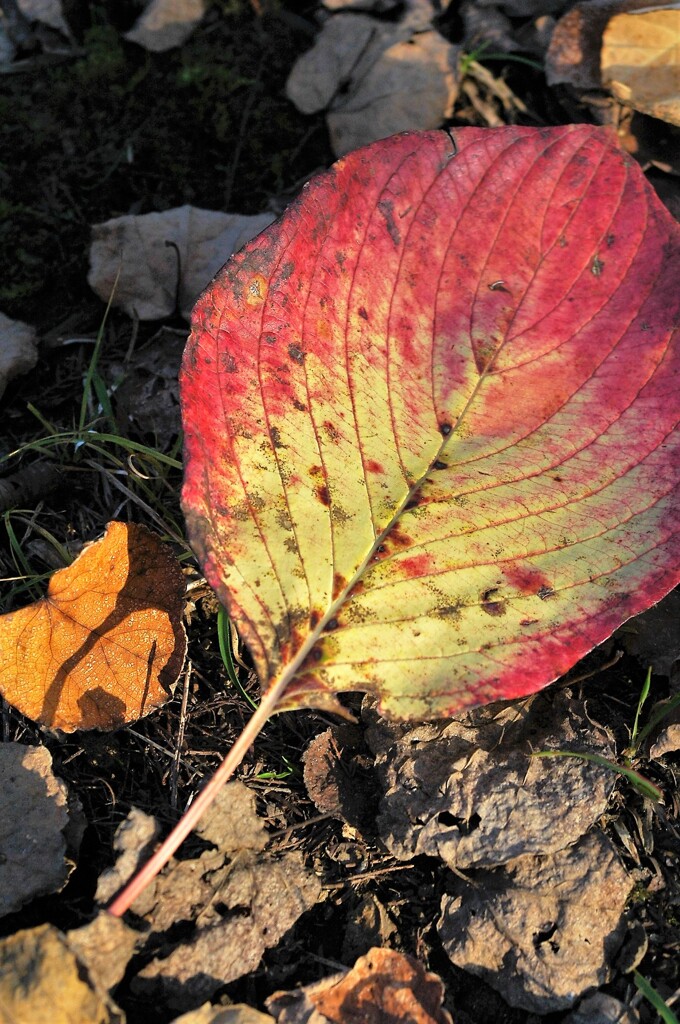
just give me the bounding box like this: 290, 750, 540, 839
107, 685, 280, 917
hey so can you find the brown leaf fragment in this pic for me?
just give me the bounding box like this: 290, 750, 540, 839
112, 327, 187, 445
170, 1005, 276, 1024
342, 894, 397, 962
0, 743, 74, 918
0, 521, 187, 731
124, 0, 206, 53
88, 206, 275, 320
266, 947, 453, 1024
119, 783, 319, 1013
563, 991, 639, 1024
285, 14, 459, 157
602, 10, 680, 126
438, 831, 633, 1014
648, 700, 680, 758
545, 0, 643, 89
364, 689, 617, 870
134, 855, 320, 1012
303, 723, 380, 831
0, 924, 124, 1024
0, 309, 38, 402
67, 912, 141, 993
96, 807, 161, 905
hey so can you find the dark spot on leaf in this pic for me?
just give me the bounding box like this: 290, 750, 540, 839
293, 399, 307, 412
482, 600, 506, 616
358, 306, 369, 321
606, 234, 616, 247
440, 422, 452, 436
324, 421, 341, 443
378, 199, 401, 246
317, 485, 331, 507
520, 618, 539, 626
310, 648, 323, 662
377, 544, 387, 553
280, 260, 295, 280
366, 459, 383, 474
325, 618, 339, 631
220, 353, 237, 373
270, 426, 285, 449
333, 573, 347, 598
288, 344, 305, 364
264, 333, 277, 345
405, 497, 420, 510
591, 256, 604, 276
433, 460, 447, 470
309, 610, 321, 628
553, 475, 562, 482
537, 585, 554, 600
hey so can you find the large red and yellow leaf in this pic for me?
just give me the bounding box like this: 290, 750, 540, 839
180, 125, 680, 721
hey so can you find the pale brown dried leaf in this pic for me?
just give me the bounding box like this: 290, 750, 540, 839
438, 831, 633, 1013
0, 743, 73, 917
125, 0, 206, 52
364, 689, 617, 869
0, 310, 38, 403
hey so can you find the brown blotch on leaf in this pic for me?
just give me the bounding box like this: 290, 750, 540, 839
325, 618, 339, 631
440, 422, 452, 436
316, 485, 331, 507
433, 460, 447, 470
288, 344, 305, 364
358, 306, 369, 321
538, 585, 555, 600
293, 399, 307, 412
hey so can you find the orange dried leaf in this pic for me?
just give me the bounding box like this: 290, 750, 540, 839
0, 522, 186, 731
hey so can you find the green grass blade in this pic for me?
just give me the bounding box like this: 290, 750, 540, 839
217, 604, 258, 711
79, 265, 121, 433
533, 749, 662, 802
634, 971, 680, 1024
631, 666, 653, 750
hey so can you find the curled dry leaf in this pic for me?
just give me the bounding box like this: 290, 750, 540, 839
0, 309, 38, 402
0, 743, 74, 917
286, 13, 459, 157
438, 831, 633, 1013
266, 947, 452, 1024
0, 521, 186, 731
88, 206, 275, 320
181, 125, 680, 725
363, 688, 618, 869
602, 9, 680, 127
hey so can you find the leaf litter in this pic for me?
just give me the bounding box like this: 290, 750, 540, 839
1, 4, 680, 1019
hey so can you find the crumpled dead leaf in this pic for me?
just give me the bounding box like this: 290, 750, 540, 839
364, 689, 617, 870
286, 10, 459, 156
0, 743, 75, 917
0, 924, 124, 1024
112, 327, 187, 445
101, 782, 321, 1014
0, 521, 187, 731
67, 912, 141, 994
125, 0, 206, 53
0, 310, 38, 402
266, 947, 453, 1024
96, 807, 161, 905
438, 831, 633, 1014
602, 9, 680, 127
303, 723, 379, 832
88, 206, 275, 320
648, 700, 680, 758
564, 991, 640, 1024
545, 0, 642, 90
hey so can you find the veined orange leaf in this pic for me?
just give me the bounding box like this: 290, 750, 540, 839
181, 125, 680, 721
